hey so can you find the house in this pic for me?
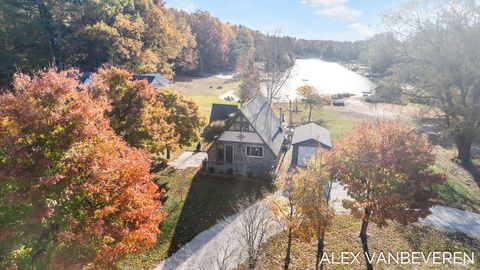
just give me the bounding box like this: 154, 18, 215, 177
79, 72, 93, 87
209, 103, 238, 123
207, 95, 286, 176
132, 73, 169, 89
291, 123, 332, 168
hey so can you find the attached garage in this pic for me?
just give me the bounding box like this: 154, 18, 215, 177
291, 123, 332, 168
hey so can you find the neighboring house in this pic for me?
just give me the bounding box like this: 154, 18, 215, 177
209, 103, 238, 123
132, 73, 169, 89
207, 95, 286, 176
291, 123, 332, 168
79, 72, 93, 87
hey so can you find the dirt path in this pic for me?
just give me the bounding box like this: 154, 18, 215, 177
332, 97, 428, 121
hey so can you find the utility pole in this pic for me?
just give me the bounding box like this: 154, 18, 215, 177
289, 99, 292, 128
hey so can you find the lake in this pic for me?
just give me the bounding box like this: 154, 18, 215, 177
276, 58, 376, 100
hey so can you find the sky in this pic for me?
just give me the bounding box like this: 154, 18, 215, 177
165, 0, 402, 41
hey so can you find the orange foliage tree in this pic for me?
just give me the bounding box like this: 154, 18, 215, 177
0, 70, 165, 269
92, 67, 178, 157
156, 88, 207, 158
267, 151, 334, 270
328, 120, 446, 270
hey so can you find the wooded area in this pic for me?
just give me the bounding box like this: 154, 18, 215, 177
359, 0, 480, 165
0, 0, 366, 88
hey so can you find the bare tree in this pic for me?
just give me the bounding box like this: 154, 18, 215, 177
259, 30, 295, 103
196, 236, 241, 270
384, 0, 480, 164
235, 197, 275, 270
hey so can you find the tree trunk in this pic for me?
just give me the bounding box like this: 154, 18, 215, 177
308, 105, 313, 123
454, 133, 472, 164
315, 227, 326, 270
284, 227, 293, 270
166, 147, 171, 160
360, 208, 373, 270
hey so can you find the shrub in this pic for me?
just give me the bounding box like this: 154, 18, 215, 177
203, 120, 226, 141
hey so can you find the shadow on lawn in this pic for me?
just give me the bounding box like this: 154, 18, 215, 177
462, 162, 480, 185
166, 170, 274, 256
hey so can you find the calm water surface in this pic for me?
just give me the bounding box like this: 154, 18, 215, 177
277, 58, 376, 99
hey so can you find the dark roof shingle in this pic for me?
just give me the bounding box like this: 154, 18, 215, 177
240, 95, 285, 156
209, 104, 238, 123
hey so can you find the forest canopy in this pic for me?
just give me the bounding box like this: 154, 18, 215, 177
0, 0, 366, 87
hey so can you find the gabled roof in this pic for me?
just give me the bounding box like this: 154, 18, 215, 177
240, 94, 285, 156
132, 73, 169, 88
79, 72, 92, 83
292, 123, 332, 148
209, 103, 238, 123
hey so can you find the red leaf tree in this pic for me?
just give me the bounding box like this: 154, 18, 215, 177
328, 120, 446, 270
0, 70, 165, 269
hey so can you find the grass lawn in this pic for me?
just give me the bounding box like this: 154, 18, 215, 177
169, 75, 240, 115
273, 102, 360, 140
432, 162, 480, 213
249, 215, 480, 270
118, 168, 272, 270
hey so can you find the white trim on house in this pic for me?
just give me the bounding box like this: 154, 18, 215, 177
246, 145, 264, 158
218, 131, 263, 144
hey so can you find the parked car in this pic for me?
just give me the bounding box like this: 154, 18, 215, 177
364, 96, 379, 103
332, 99, 345, 106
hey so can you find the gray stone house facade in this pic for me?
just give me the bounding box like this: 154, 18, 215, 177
207, 95, 286, 175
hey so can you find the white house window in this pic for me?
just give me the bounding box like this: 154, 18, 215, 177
246, 146, 264, 157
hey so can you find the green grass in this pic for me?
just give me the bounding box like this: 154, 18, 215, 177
274, 103, 359, 139
169, 75, 241, 115
118, 168, 272, 270
190, 95, 238, 115
432, 163, 480, 213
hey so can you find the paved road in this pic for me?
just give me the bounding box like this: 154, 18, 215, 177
419, 205, 480, 239
154, 201, 280, 270
153, 185, 480, 270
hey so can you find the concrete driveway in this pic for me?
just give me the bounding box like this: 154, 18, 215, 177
168, 151, 207, 170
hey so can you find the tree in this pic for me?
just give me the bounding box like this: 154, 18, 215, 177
328, 121, 446, 270
267, 150, 334, 270
228, 26, 255, 71
156, 88, 207, 158
239, 60, 261, 103
259, 31, 295, 103
0, 69, 165, 269
266, 175, 305, 270
385, 0, 480, 163
169, 9, 199, 73
0, 0, 194, 84
359, 33, 399, 75
92, 67, 178, 157
188, 11, 234, 73
298, 152, 335, 270
296, 85, 328, 123
235, 197, 274, 270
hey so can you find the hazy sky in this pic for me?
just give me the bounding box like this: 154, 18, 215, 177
165, 0, 401, 41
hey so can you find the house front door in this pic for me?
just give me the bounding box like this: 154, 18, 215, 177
225, 145, 234, 164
